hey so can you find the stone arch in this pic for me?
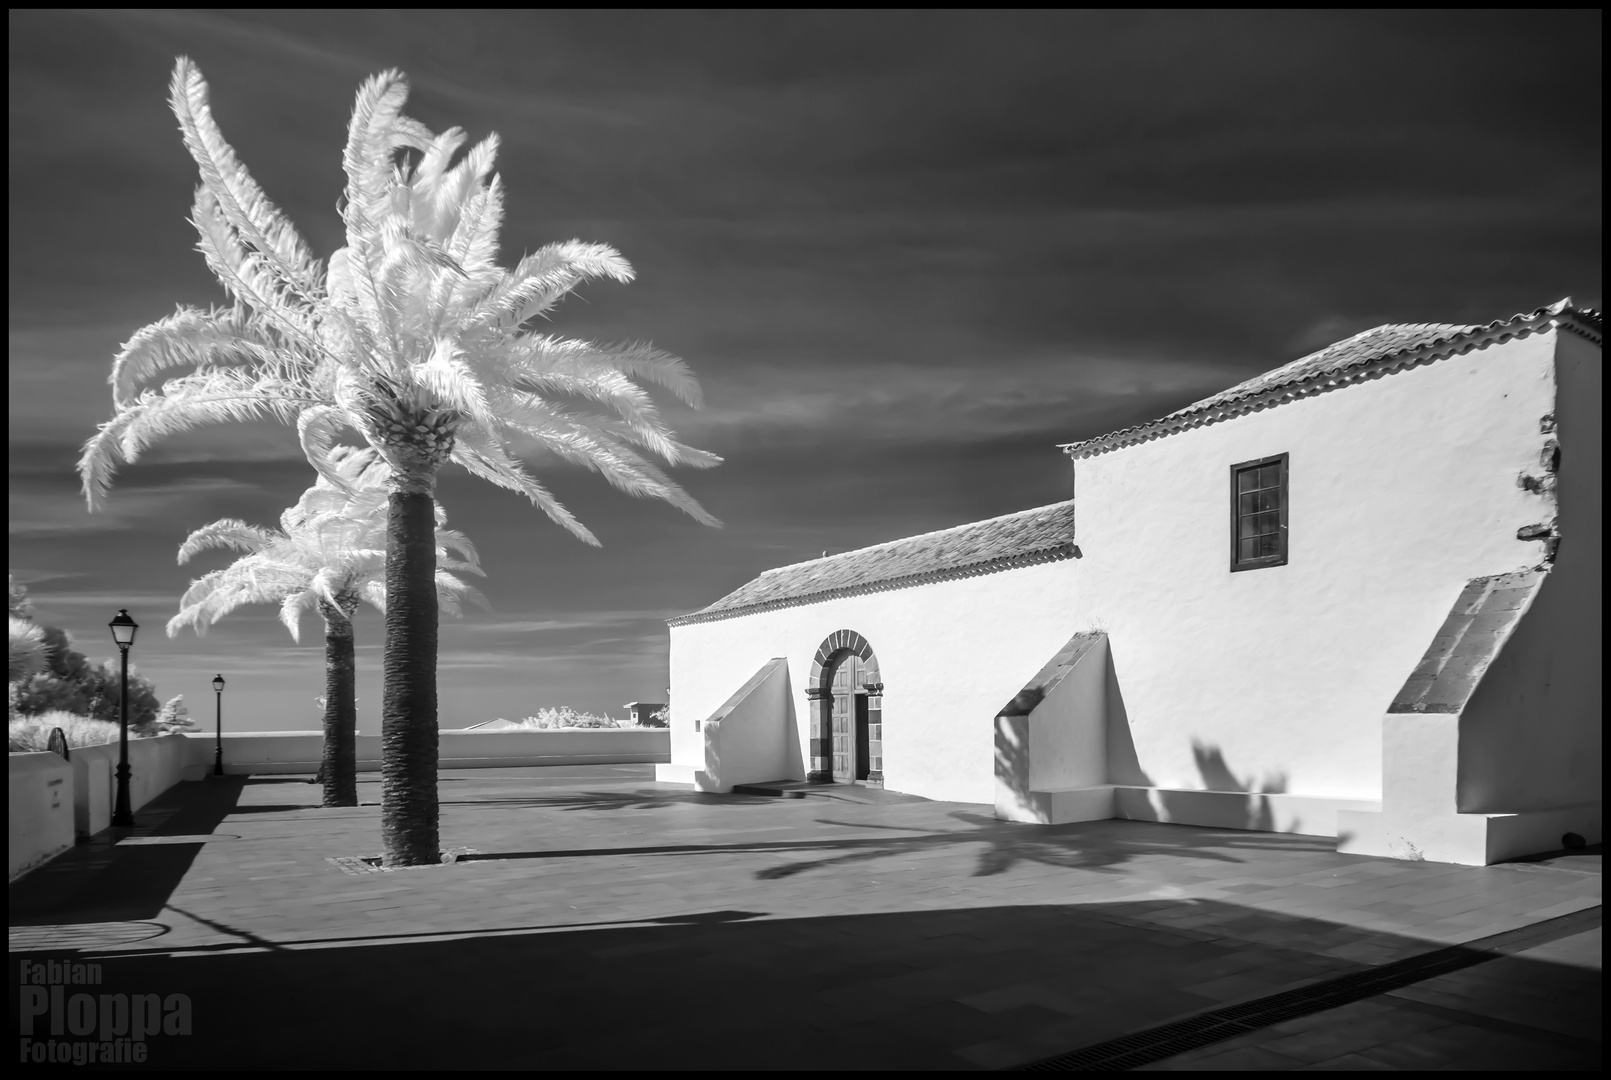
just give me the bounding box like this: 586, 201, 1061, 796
805, 630, 884, 785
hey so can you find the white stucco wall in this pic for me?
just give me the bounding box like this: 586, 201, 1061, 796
670, 558, 1085, 805
1027, 635, 1109, 793
697, 657, 793, 792
1456, 330, 1601, 813
671, 329, 1567, 814
1077, 331, 1560, 803
9, 752, 74, 881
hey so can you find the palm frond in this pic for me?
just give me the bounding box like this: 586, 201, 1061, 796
501, 405, 720, 528
414, 337, 496, 431
168, 58, 323, 306
176, 520, 279, 564
79, 369, 317, 509
110, 303, 297, 408
298, 406, 363, 495
449, 429, 599, 546
435, 571, 490, 618
469, 242, 633, 333
341, 67, 412, 256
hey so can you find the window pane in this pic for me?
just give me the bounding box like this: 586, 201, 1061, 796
1237, 467, 1258, 493
1258, 488, 1280, 512
1239, 492, 1258, 516
1257, 511, 1281, 536
1259, 532, 1282, 557
1260, 463, 1280, 489
1238, 537, 1258, 562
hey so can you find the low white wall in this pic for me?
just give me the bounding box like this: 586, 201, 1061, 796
62, 734, 197, 843
69, 751, 111, 839
696, 658, 792, 793
9, 752, 74, 882
186, 728, 670, 774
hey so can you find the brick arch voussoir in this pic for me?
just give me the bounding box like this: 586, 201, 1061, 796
810, 629, 882, 690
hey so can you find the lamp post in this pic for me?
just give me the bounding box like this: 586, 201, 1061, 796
212, 674, 226, 776
109, 609, 138, 827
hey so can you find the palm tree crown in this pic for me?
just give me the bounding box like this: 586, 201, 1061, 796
81, 57, 720, 536
166, 446, 485, 641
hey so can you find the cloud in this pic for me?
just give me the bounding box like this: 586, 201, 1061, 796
450, 609, 684, 635
8, 478, 263, 540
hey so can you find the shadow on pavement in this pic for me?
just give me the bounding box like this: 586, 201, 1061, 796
9, 778, 247, 928
8, 898, 1600, 1071
440, 811, 1335, 883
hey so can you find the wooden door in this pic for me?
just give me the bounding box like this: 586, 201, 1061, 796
855, 695, 871, 781
830, 654, 864, 782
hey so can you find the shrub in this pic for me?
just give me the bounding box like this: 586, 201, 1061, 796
9, 628, 161, 730
141, 694, 200, 736
8, 711, 130, 752
510, 707, 630, 730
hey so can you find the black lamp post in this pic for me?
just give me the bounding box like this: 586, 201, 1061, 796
212, 674, 226, 776
109, 609, 138, 827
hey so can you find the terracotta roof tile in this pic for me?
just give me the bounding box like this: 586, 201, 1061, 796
671, 501, 1078, 626
1062, 300, 1602, 459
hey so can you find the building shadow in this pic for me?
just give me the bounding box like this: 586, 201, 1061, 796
9, 777, 248, 928
10, 897, 1597, 1071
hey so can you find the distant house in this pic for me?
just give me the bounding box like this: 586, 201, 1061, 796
624, 702, 667, 727
655, 301, 1602, 866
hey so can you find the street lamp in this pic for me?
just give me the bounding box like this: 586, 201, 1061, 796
108, 609, 138, 827
212, 674, 226, 776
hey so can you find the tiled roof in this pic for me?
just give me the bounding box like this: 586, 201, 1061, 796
1062, 299, 1603, 459
670, 501, 1079, 626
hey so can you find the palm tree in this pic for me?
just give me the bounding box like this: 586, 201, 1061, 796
9, 617, 48, 686
79, 59, 720, 863
167, 446, 486, 807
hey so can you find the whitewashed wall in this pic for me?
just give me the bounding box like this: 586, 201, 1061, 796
9, 752, 74, 881
670, 558, 1084, 805
1076, 331, 1561, 804
1455, 330, 1601, 814
671, 330, 1566, 814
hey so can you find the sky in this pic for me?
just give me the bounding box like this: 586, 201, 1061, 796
8, 10, 1602, 733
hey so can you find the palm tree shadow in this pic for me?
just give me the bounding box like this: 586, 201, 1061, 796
756, 809, 1334, 882
441, 788, 777, 812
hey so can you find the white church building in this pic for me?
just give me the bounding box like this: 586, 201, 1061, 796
656, 301, 1601, 866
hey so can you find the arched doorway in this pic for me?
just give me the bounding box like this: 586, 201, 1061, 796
807, 631, 883, 785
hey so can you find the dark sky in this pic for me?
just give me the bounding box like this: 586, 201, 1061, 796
8, 10, 1601, 731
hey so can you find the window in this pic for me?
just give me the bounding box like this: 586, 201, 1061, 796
1230, 453, 1288, 571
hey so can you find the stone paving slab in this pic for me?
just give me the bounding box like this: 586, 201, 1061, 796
8, 765, 1601, 1070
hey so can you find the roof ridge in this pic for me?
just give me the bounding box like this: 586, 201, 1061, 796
754, 498, 1077, 577
1061, 299, 1600, 458
674, 499, 1079, 625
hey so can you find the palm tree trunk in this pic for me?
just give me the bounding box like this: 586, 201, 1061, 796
380, 469, 440, 866
318, 598, 359, 808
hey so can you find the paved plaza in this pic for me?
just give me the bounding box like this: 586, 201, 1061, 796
9, 765, 1601, 1070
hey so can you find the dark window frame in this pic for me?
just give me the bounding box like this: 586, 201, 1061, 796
1229, 452, 1289, 572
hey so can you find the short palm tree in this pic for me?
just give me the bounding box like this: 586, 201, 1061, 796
167, 446, 486, 807
80, 59, 720, 863
9, 617, 48, 685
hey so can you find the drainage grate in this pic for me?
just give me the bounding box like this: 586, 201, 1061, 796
326, 848, 482, 875
1011, 904, 1601, 1071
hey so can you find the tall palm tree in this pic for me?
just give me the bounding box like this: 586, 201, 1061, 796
79, 59, 720, 863
167, 446, 486, 807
